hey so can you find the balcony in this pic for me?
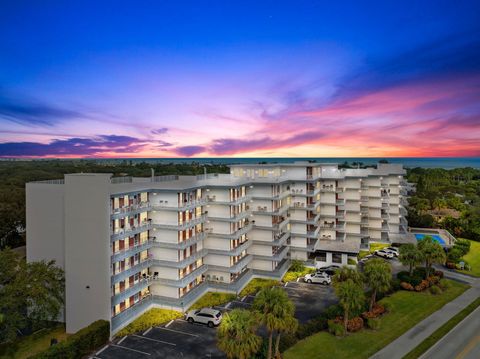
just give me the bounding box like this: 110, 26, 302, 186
111, 202, 152, 219
207, 195, 251, 205
112, 279, 150, 306
319, 186, 335, 192
252, 258, 290, 279
208, 268, 252, 292
153, 214, 207, 231
253, 203, 289, 216
150, 264, 209, 288
254, 246, 289, 262
209, 222, 253, 239
208, 240, 253, 256
152, 198, 208, 211
151, 232, 206, 250
111, 223, 154, 241
253, 231, 290, 247
208, 210, 251, 222
208, 254, 253, 273
152, 248, 208, 268
111, 258, 152, 284
252, 190, 290, 200
111, 240, 154, 263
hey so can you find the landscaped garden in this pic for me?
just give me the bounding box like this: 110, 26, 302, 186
190, 292, 236, 309
358, 242, 389, 259
115, 308, 182, 337
284, 279, 468, 359
456, 239, 480, 276
282, 259, 315, 282
238, 278, 280, 297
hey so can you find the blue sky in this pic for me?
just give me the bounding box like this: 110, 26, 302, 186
0, 1, 479, 157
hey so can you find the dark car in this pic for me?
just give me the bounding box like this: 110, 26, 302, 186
317, 264, 341, 276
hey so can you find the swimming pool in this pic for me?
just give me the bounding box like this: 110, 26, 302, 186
414, 233, 446, 246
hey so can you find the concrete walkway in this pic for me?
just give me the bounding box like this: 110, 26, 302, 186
370, 269, 480, 359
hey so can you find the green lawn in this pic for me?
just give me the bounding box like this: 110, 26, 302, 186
190, 292, 236, 309
403, 297, 480, 359
0, 325, 68, 359
284, 280, 468, 359
457, 239, 480, 277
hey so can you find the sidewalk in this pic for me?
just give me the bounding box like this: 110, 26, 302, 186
370, 270, 480, 359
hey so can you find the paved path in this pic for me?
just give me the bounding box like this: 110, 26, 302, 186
370, 269, 480, 359
420, 305, 480, 359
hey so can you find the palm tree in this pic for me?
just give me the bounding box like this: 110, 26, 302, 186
363, 258, 391, 311
417, 236, 446, 278
334, 278, 365, 333
332, 266, 363, 288
399, 244, 423, 275
217, 309, 262, 359
253, 287, 298, 359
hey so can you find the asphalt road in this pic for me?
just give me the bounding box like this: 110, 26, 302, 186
421, 306, 480, 359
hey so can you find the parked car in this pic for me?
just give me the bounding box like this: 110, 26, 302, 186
375, 249, 394, 259
304, 272, 331, 285
385, 247, 399, 257
185, 308, 222, 327
317, 264, 341, 276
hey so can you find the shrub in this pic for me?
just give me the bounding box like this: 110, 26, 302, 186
430, 285, 442, 295
327, 320, 345, 336
116, 308, 182, 336
323, 304, 344, 320
347, 258, 357, 265
434, 270, 444, 279
446, 262, 456, 269
413, 267, 427, 279
29, 320, 109, 359
427, 276, 440, 287
390, 278, 402, 292
414, 280, 430, 292
347, 317, 364, 332
366, 318, 381, 330
438, 279, 451, 290
289, 259, 306, 272
282, 267, 315, 283
400, 282, 414, 291
382, 302, 392, 313
190, 292, 236, 309
361, 304, 385, 319
239, 278, 279, 297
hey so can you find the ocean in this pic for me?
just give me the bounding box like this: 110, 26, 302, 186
96, 157, 480, 169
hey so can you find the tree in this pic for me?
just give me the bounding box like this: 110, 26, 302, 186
0, 249, 64, 343
217, 309, 262, 359
332, 266, 363, 288
334, 279, 365, 333
253, 287, 298, 359
363, 259, 391, 311
398, 244, 423, 275
417, 236, 446, 278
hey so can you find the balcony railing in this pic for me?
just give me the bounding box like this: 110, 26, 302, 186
111, 279, 150, 306
207, 240, 253, 256
209, 222, 253, 239
152, 198, 208, 211
254, 246, 289, 262
208, 210, 251, 222
111, 294, 153, 334
111, 258, 152, 284
208, 254, 253, 273
150, 264, 209, 288
207, 195, 251, 205
111, 223, 154, 241
111, 202, 152, 219
151, 232, 206, 250
153, 214, 207, 231
111, 240, 154, 263
152, 248, 208, 268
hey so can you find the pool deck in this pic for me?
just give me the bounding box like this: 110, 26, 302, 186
409, 227, 456, 247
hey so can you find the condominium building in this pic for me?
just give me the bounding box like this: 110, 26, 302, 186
26, 162, 408, 335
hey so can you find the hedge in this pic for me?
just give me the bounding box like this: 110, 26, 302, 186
28, 320, 109, 359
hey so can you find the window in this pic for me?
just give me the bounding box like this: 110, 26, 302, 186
332, 253, 342, 264
317, 251, 327, 262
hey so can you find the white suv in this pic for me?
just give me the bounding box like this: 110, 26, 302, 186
185, 308, 222, 327
304, 272, 331, 285
375, 249, 394, 259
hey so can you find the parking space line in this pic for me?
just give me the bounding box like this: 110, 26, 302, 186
232, 300, 251, 306
96, 345, 109, 355
154, 326, 199, 337
143, 327, 152, 335
132, 334, 177, 346
285, 282, 289, 286
111, 344, 151, 355
241, 295, 247, 301
225, 302, 231, 309
117, 336, 127, 344
165, 319, 174, 328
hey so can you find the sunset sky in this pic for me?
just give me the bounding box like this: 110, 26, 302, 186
0, 1, 479, 158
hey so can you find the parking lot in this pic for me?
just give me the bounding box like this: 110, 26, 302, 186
94, 258, 410, 359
